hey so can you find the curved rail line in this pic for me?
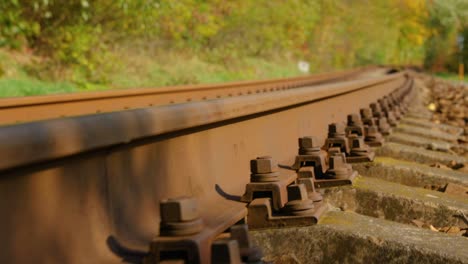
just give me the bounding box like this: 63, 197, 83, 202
0, 69, 414, 263
0, 67, 379, 125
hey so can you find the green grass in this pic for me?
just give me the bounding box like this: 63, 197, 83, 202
0, 48, 311, 98
107, 52, 306, 89
0, 50, 79, 98
434, 72, 467, 83
0, 78, 77, 98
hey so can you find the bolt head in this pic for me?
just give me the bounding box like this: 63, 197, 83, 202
250, 156, 278, 174
298, 136, 320, 149
287, 184, 308, 201
384, 96, 394, 107
347, 114, 362, 125
329, 154, 346, 169
360, 108, 373, 118
297, 166, 315, 178
366, 118, 377, 126
211, 239, 241, 263
297, 177, 315, 192
328, 147, 341, 156
365, 125, 379, 134
351, 137, 365, 148
370, 103, 381, 113
328, 122, 345, 135
160, 196, 199, 223
377, 117, 388, 126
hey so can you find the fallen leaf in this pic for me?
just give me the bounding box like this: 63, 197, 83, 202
446, 226, 461, 234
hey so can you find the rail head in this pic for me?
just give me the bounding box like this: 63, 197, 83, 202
0, 67, 381, 126
0, 67, 370, 108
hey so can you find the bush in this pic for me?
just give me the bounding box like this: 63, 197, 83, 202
0, 0, 467, 87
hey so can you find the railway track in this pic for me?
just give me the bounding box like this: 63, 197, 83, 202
0, 67, 466, 263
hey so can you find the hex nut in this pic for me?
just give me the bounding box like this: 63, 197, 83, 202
287, 184, 308, 201
370, 102, 382, 113
350, 137, 365, 148
329, 155, 345, 169
365, 125, 379, 134
347, 114, 362, 125
297, 167, 315, 178
298, 136, 320, 149
384, 96, 394, 107
250, 157, 278, 174
160, 196, 199, 223
211, 239, 241, 263
328, 123, 345, 136
360, 108, 373, 118
328, 147, 341, 156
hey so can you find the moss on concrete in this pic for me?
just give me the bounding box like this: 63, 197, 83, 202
376, 142, 466, 165
352, 156, 468, 189
324, 176, 468, 228
388, 132, 454, 149
394, 124, 459, 142
250, 211, 468, 263
400, 117, 463, 135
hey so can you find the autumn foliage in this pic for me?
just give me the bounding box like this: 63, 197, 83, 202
0, 0, 466, 85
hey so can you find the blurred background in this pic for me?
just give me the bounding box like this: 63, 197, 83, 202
0, 0, 466, 97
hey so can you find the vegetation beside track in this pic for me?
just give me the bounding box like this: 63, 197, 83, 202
0, 0, 466, 97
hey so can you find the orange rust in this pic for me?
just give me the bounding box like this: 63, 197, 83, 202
0, 68, 411, 263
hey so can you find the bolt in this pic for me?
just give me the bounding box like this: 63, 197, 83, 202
349, 136, 371, 157
375, 116, 391, 135
329, 155, 345, 168
297, 167, 322, 202
160, 196, 200, 223
365, 123, 383, 146
230, 225, 263, 263
159, 196, 204, 236
350, 136, 363, 149
326, 154, 349, 179
283, 184, 315, 215
328, 122, 346, 137
360, 108, 373, 119
211, 239, 242, 264
378, 98, 389, 110
384, 96, 394, 108
327, 147, 342, 156
298, 136, 322, 155
298, 136, 321, 149
386, 111, 397, 126
370, 102, 382, 114
287, 184, 308, 201
347, 114, 362, 126
365, 125, 379, 135
250, 156, 278, 174
297, 166, 315, 178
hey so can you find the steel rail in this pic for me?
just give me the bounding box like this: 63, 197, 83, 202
0, 70, 411, 263
0, 67, 377, 125
0, 72, 404, 172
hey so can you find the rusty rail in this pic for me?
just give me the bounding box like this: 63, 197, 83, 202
0, 69, 411, 263
0, 67, 376, 125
